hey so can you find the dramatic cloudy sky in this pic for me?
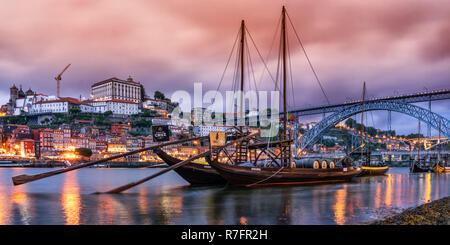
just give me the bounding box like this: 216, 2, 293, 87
1, 0, 449, 134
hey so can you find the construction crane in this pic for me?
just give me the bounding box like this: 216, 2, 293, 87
55, 64, 71, 98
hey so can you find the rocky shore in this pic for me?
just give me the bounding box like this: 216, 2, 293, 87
371, 196, 450, 225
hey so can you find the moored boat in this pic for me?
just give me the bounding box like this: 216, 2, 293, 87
410, 159, 430, 173
432, 162, 445, 174
153, 147, 227, 185
208, 158, 360, 187
207, 6, 362, 187
359, 165, 389, 176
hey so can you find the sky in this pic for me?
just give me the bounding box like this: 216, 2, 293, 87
0, 0, 449, 135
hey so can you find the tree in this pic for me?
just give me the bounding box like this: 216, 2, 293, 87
75, 147, 92, 158
140, 84, 147, 102
69, 108, 81, 114
104, 110, 113, 116
154, 91, 166, 100
40, 118, 51, 125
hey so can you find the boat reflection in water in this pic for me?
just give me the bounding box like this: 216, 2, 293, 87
0, 167, 448, 225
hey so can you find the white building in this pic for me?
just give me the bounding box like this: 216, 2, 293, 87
192, 124, 235, 137
143, 98, 171, 110
30, 97, 94, 114
89, 99, 140, 115
91, 76, 142, 103
152, 117, 172, 126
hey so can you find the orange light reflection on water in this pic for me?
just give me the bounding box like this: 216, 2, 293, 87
61, 172, 81, 225
384, 174, 392, 207
12, 184, 31, 224
333, 187, 347, 225
424, 173, 431, 202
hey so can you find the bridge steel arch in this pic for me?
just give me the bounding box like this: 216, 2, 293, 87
295, 100, 450, 156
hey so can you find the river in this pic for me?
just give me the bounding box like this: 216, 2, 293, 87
0, 167, 448, 225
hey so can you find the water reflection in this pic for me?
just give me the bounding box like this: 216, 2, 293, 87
0, 185, 8, 224
0, 168, 448, 225
61, 171, 80, 225
333, 187, 347, 225
384, 174, 392, 207
425, 173, 431, 203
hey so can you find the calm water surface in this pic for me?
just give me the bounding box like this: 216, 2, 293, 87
0, 167, 448, 225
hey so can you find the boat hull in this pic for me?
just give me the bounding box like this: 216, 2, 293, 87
153, 148, 227, 185
432, 164, 445, 174
209, 160, 361, 187
358, 166, 389, 176
410, 162, 429, 173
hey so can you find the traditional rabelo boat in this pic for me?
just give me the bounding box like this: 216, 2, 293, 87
354, 82, 389, 177
153, 147, 227, 185
410, 120, 431, 173
208, 6, 361, 187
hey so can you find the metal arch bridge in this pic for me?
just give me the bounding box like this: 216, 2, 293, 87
289, 88, 450, 116
294, 100, 450, 156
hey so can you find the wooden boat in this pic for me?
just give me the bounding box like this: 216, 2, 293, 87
208, 6, 362, 187
208, 158, 360, 187
153, 147, 227, 185
432, 164, 445, 174
410, 159, 429, 173
359, 165, 389, 176
352, 151, 389, 177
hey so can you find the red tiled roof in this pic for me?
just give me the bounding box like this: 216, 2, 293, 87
109, 99, 138, 104
74, 119, 93, 123
35, 97, 90, 105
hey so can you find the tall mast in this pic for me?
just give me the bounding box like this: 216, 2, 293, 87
360, 82, 366, 164
438, 118, 441, 162
418, 119, 421, 164
239, 20, 245, 123
281, 6, 287, 138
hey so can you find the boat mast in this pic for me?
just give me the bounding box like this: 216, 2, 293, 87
360, 82, 366, 165
418, 119, 421, 165
281, 6, 288, 139
239, 20, 245, 123
438, 118, 441, 162
280, 6, 290, 167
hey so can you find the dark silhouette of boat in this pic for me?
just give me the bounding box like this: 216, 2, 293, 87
153, 147, 227, 185
410, 158, 430, 173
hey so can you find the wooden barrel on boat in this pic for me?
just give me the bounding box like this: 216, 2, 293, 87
291, 161, 296, 168
329, 160, 335, 169
294, 159, 323, 169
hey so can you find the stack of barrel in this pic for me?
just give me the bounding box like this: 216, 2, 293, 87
293, 158, 337, 169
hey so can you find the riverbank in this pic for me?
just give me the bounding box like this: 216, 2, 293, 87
371, 196, 450, 225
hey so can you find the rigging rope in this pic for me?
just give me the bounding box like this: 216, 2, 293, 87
286, 28, 296, 109
245, 26, 278, 89
286, 11, 330, 105
245, 166, 285, 187
214, 28, 240, 99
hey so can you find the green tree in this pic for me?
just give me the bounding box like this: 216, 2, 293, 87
154, 91, 166, 100
140, 84, 147, 102
104, 110, 113, 117
75, 147, 93, 157
69, 108, 82, 114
